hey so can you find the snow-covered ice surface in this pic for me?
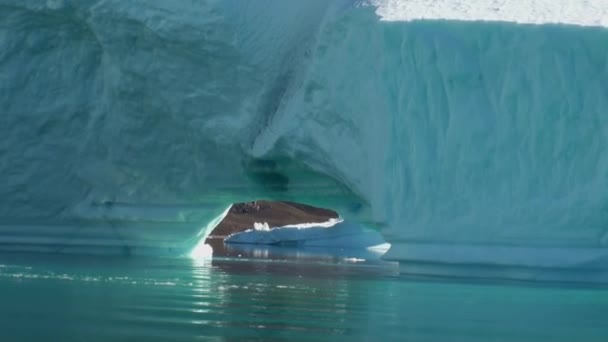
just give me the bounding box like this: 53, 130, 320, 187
225, 219, 391, 261
2, 1, 608, 272
371, 0, 608, 26
253, 219, 343, 231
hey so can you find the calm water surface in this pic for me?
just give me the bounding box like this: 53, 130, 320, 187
1, 247, 607, 341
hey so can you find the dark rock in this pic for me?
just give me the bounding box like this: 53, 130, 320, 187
205, 200, 338, 241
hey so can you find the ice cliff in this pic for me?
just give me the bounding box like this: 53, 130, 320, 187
1, 0, 608, 267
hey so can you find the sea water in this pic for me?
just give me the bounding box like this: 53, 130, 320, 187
1, 249, 607, 341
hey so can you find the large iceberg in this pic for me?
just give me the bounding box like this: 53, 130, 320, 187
2, 0, 608, 268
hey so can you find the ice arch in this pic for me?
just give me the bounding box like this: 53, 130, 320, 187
1, 0, 608, 268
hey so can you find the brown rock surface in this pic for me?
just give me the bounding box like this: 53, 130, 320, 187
205, 200, 338, 240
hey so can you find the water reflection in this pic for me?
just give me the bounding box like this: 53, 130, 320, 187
207, 237, 391, 263
0, 253, 607, 341
225, 243, 388, 261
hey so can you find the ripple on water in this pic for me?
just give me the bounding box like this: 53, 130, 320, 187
0, 253, 607, 341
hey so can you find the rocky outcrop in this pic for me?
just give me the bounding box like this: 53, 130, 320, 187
206, 201, 338, 239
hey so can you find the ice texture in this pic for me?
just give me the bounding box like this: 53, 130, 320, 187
372, 0, 608, 26
1, 0, 608, 267
225, 219, 389, 251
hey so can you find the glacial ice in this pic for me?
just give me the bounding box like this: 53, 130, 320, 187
223, 219, 391, 262
225, 219, 389, 251
1, 0, 608, 269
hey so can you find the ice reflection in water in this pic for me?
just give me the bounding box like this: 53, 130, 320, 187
0, 252, 607, 341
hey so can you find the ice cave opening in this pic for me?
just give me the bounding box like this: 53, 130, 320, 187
191, 200, 391, 261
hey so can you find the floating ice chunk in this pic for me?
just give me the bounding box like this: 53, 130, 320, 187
225, 220, 389, 255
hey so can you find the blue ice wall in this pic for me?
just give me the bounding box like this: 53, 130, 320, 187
1, 0, 608, 265
0, 0, 356, 254
254, 16, 608, 266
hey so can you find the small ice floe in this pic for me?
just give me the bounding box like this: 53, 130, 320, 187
225, 219, 391, 258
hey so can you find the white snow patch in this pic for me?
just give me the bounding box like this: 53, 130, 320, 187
281, 218, 343, 229
225, 220, 389, 254
253, 218, 341, 232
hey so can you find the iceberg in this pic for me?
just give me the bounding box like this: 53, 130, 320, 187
225, 219, 389, 251
224, 219, 391, 261
1, 0, 608, 269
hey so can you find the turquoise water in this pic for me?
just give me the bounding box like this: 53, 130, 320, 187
1, 250, 607, 341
